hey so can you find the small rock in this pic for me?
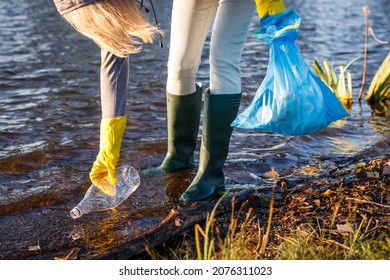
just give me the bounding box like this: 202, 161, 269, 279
28, 243, 41, 252
336, 224, 354, 233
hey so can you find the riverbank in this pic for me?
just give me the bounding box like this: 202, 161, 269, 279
149, 138, 390, 260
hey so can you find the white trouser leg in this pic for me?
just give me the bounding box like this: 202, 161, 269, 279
167, 0, 218, 95
210, 0, 255, 94
167, 0, 255, 96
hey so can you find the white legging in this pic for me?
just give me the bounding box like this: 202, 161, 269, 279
167, 0, 255, 96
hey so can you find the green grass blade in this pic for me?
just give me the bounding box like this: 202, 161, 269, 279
366, 52, 390, 103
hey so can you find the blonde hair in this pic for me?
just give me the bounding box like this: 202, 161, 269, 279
63, 0, 162, 57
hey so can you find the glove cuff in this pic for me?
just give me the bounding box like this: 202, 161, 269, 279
255, 0, 285, 18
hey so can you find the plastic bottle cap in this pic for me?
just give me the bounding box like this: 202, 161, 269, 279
70, 207, 82, 219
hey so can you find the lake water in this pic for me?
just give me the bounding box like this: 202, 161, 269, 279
0, 0, 389, 259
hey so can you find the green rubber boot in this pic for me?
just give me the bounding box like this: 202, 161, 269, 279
178, 90, 242, 202
158, 83, 202, 172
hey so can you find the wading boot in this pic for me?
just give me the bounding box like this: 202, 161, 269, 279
146, 83, 202, 174
179, 90, 242, 202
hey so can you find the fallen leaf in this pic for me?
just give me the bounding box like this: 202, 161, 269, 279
301, 165, 319, 176
291, 195, 307, 203
303, 187, 314, 194
313, 199, 321, 207
357, 186, 367, 191
323, 189, 334, 196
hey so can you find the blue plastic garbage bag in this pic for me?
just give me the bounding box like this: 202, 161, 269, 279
231, 9, 349, 135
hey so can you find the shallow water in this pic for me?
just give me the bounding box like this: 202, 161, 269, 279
0, 0, 389, 259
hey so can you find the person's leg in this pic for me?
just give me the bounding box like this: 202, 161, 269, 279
167, 0, 218, 96
179, 0, 255, 202
89, 49, 129, 195
210, 0, 255, 94
158, 0, 219, 172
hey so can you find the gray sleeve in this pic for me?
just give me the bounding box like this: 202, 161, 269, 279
100, 49, 129, 119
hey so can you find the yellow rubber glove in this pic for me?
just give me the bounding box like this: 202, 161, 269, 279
255, 0, 285, 18
89, 116, 127, 196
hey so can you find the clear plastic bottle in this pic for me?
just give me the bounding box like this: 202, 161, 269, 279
69, 166, 140, 219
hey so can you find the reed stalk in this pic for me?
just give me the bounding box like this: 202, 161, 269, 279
358, 5, 369, 101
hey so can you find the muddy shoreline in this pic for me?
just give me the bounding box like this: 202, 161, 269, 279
144, 137, 390, 260
61, 137, 390, 260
